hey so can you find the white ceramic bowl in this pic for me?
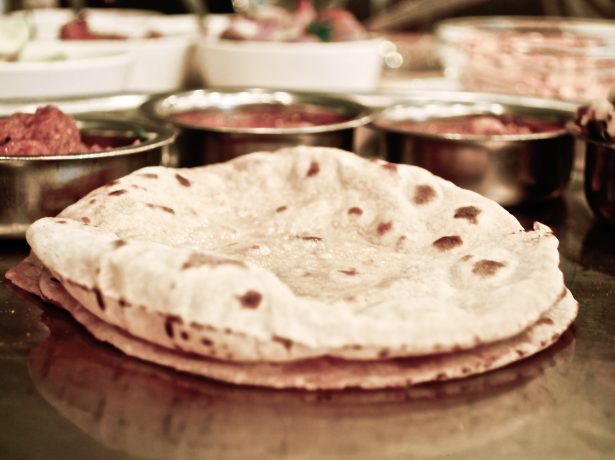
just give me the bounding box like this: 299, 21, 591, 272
54, 35, 196, 92
0, 42, 130, 99
195, 36, 386, 91
10, 9, 198, 92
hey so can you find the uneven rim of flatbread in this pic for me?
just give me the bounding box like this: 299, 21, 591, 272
22, 147, 567, 363
32, 262, 577, 391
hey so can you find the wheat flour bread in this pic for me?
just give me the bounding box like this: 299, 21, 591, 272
6, 146, 577, 389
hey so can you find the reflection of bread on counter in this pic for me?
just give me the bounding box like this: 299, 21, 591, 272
28, 302, 574, 460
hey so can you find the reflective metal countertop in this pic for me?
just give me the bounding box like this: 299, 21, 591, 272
0, 175, 613, 460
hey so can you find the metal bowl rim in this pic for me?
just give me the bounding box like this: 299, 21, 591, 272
0, 116, 177, 162
372, 101, 573, 141
140, 88, 373, 135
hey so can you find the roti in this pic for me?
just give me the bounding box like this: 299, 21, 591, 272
12, 256, 575, 390
6, 146, 577, 389
21, 146, 566, 362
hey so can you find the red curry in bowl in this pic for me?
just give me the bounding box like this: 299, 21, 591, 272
0, 106, 141, 157
171, 103, 352, 130
385, 114, 564, 137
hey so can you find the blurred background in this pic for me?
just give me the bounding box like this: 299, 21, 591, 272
2, 0, 614, 21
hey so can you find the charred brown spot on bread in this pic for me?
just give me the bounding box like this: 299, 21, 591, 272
461, 254, 473, 261
433, 235, 463, 251
89, 198, 97, 205
551, 333, 560, 341
516, 349, 526, 357
118, 298, 128, 308
435, 372, 447, 381
461, 367, 471, 374
381, 162, 398, 172
164, 315, 182, 339
139, 173, 158, 179
108, 189, 127, 196
175, 173, 191, 187
237, 290, 262, 309
93, 288, 105, 311
378, 348, 390, 359
145, 203, 175, 215
276, 205, 287, 213
130, 184, 146, 191
536, 317, 555, 326
338, 268, 358, 276
472, 259, 506, 277
413, 184, 436, 205
299, 235, 323, 242
558, 286, 568, 301
112, 239, 127, 249
180, 331, 189, 341
182, 253, 246, 270
454, 206, 481, 224
81, 216, 90, 224
306, 161, 320, 177
348, 206, 363, 216
273, 335, 293, 351
395, 235, 407, 250
250, 244, 260, 250
201, 337, 213, 346
56, 219, 67, 224
377, 221, 393, 235
105, 179, 119, 187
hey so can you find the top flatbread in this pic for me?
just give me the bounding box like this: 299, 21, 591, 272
24, 146, 566, 362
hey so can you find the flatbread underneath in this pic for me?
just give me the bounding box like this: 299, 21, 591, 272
24, 147, 566, 362
8, 255, 577, 391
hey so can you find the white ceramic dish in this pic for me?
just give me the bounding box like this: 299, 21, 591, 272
8, 9, 198, 92
0, 42, 130, 99
54, 35, 195, 93
195, 36, 386, 91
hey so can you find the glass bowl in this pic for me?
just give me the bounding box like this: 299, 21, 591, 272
436, 16, 615, 102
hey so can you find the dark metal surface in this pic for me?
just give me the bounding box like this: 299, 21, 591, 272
581, 137, 615, 228
0, 175, 613, 460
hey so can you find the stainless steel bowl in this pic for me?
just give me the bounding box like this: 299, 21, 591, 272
0, 116, 177, 238
579, 136, 615, 228
139, 88, 372, 167
372, 94, 576, 207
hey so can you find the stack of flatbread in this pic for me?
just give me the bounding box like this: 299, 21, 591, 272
7, 146, 578, 390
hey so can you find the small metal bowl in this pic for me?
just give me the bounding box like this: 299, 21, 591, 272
139, 88, 372, 167
577, 135, 615, 228
372, 93, 576, 207
0, 116, 177, 238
